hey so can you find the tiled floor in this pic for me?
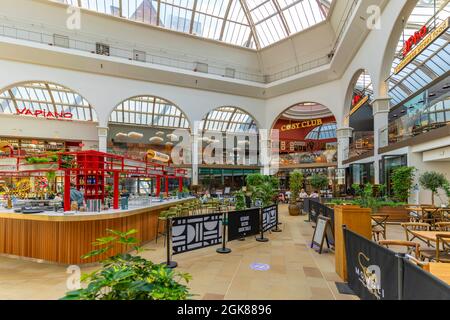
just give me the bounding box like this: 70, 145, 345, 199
0, 204, 363, 300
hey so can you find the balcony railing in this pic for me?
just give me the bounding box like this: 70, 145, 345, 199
0, 0, 360, 84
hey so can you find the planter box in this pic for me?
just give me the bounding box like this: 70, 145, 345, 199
376, 206, 409, 222
334, 205, 372, 282
20, 163, 59, 171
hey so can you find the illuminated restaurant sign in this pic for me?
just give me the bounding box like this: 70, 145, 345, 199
395, 18, 449, 75
402, 25, 428, 57
350, 96, 369, 116
16, 108, 73, 120
281, 119, 323, 132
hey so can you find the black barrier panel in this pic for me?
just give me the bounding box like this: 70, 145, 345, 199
310, 200, 334, 229
402, 259, 450, 300
262, 205, 278, 232
172, 213, 222, 255
344, 228, 399, 300
227, 209, 260, 241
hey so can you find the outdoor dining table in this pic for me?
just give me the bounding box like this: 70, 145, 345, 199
409, 231, 450, 243
423, 263, 450, 285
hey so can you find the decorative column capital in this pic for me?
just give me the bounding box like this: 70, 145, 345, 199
372, 97, 390, 116
336, 127, 353, 139
97, 126, 109, 137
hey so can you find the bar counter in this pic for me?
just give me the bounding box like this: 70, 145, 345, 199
0, 198, 193, 265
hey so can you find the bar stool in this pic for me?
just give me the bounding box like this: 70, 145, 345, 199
156, 210, 169, 245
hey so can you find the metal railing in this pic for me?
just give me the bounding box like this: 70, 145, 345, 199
0, 0, 360, 84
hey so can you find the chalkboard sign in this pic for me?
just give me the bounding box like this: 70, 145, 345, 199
228, 209, 260, 241
311, 215, 333, 254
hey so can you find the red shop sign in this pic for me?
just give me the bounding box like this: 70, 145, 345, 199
402, 25, 428, 57
16, 108, 73, 120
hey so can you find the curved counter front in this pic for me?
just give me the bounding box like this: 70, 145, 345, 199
0, 198, 193, 265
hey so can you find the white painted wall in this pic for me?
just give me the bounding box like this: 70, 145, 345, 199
409, 152, 450, 206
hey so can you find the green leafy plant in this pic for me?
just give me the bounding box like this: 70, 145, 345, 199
310, 174, 328, 193
419, 171, 447, 206
246, 174, 279, 207
233, 190, 246, 211
443, 181, 450, 199
289, 170, 303, 205
62, 229, 192, 300
391, 167, 415, 202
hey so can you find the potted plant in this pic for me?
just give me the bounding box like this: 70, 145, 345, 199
62, 229, 192, 300
288, 170, 303, 216
309, 173, 328, 197
419, 171, 447, 206
246, 173, 279, 208
233, 190, 246, 211
391, 167, 415, 202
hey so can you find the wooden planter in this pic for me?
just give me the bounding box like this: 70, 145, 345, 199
375, 206, 409, 222
334, 205, 372, 281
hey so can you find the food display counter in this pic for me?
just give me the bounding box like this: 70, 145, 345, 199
0, 198, 193, 265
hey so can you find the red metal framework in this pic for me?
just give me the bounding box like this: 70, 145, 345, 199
0, 150, 188, 211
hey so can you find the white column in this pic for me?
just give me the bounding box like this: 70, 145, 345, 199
191, 132, 200, 186
97, 126, 109, 152
337, 127, 353, 168
372, 97, 390, 184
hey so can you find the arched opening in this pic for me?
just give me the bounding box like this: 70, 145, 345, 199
0, 81, 99, 155
107, 95, 191, 195
347, 70, 375, 162
271, 102, 338, 196
198, 106, 260, 193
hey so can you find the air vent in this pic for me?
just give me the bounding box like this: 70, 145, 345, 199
133, 49, 146, 62
53, 34, 69, 48
225, 68, 235, 78
194, 62, 208, 73
96, 43, 110, 56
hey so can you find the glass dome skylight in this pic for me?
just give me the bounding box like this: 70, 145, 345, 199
305, 122, 337, 140
52, 0, 333, 49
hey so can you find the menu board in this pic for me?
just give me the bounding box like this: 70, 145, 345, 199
227, 209, 260, 242
311, 215, 333, 254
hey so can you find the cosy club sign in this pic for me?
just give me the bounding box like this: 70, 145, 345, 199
281, 118, 323, 132
16, 108, 73, 120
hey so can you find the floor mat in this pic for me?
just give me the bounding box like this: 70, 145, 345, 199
335, 282, 355, 295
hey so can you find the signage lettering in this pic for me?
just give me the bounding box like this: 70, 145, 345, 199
402, 25, 428, 57
350, 96, 369, 116
16, 108, 73, 120
395, 18, 449, 75
281, 119, 323, 132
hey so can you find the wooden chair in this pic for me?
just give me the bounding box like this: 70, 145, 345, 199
434, 234, 450, 263
435, 222, 450, 231
378, 240, 420, 258
401, 222, 431, 243
371, 215, 389, 241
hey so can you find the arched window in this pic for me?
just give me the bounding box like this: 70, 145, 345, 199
109, 96, 189, 129
305, 123, 337, 140
201, 107, 257, 133
0, 82, 97, 121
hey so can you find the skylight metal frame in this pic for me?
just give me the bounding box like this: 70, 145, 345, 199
109, 95, 190, 129
51, 0, 332, 49
0, 82, 97, 121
